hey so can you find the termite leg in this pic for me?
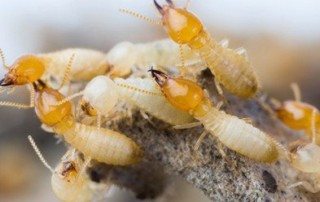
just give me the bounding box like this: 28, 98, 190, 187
194, 130, 208, 150
178, 43, 187, 77
27, 135, 54, 173
0, 84, 34, 109
214, 79, 224, 96
242, 117, 253, 124
119, 8, 163, 26
58, 53, 75, 90
140, 110, 155, 126
219, 39, 229, 48
288, 181, 319, 193
290, 82, 301, 102
52, 91, 84, 107
79, 157, 91, 176
216, 101, 224, 110
173, 121, 202, 129
0, 48, 9, 69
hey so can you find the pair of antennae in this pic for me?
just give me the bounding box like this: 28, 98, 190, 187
0, 48, 9, 69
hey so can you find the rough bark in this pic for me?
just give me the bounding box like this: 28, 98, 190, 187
88, 69, 320, 201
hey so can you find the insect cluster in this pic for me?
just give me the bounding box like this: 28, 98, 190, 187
0, 0, 318, 200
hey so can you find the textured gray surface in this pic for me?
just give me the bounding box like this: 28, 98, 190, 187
89, 70, 320, 201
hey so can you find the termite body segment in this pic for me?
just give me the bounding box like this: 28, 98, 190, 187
80, 75, 194, 125
32, 81, 142, 165
153, 1, 259, 98
151, 69, 280, 163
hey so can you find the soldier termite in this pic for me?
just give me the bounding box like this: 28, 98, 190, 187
28, 135, 110, 201
150, 69, 284, 163
0, 79, 143, 165
121, 0, 260, 98
275, 83, 320, 145
55, 75, 194, 127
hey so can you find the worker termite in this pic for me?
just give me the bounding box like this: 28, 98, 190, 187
121, 0, 260, 98
56, 75, 194, 127
106, 39, 202, 76
0, 79, 143, 165
150, 69, 284, 163
28, 135, 110, 201
275, 83, 320, 144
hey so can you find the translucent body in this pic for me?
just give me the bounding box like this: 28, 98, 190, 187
152, 70, 280, 163
39, 48, 109, 83
106, 39, 200, 74
276, 101, 320, 144
157, 4, 259, 98
1, 55, 45, 86
51, 150, 96, 202
82, 76, 119, 115
34, 83, 142, 165
290, 143, 320, 173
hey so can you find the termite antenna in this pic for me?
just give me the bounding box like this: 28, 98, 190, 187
290, 82, 301, 102
52, 90, 84, 107
58, 53, 75, 89
148, 67, 168, 86
0, 48, 9, 69
27, 135, 54, 173
311, 108, 317, 144
184, 0, 191, 9
119, 8, 163, 26
153, 0, 165, 15
0, 84, 34, 109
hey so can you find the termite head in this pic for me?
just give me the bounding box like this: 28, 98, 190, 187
289, 142, 320, 173
150, 68, 206, 113
276, 101, 318, 137
59, 161, 78, 182
82, 76, 119, 116
154, 0, 203, 44
0, 55, 45, 86
33, 80, 72, 126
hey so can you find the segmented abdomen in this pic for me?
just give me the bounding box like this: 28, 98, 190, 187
57, 121, 142, 165
189, 30, 259, 98
114, 78, 194, 125
198, 108, 278, 163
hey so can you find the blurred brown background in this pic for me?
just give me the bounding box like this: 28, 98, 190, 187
0, 0, 319, 201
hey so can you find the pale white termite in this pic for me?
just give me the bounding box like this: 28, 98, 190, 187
150, 69, 284, 163
28, 135, 109, 202
56, 75, 194, 127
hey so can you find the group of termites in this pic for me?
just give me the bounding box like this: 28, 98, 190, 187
1, 0, 319, 200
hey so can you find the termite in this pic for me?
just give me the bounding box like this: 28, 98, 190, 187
56, 75, 194, 127
28, 135, 109, 201
121, 0, 260, 98
0, 78, 143, 165
0, 48, 111, 89
150, 69, 283, 163
286, 109, 320, 193
106, 39, 202, 76
275, 83, 320, 144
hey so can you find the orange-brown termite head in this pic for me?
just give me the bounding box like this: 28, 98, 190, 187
33, 80, 72, 126
0, 55, 45, 86
149, 68, 211, 117
154, 0, 203, 44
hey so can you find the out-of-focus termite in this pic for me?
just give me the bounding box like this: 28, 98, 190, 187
275, 83, 320, 144
0, 79, 142, 165
286, 110, 320, 193
55, 75, 194, 127
150, 69, 284, 163
28, 136, 109, 201
121, 0, 259, 98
